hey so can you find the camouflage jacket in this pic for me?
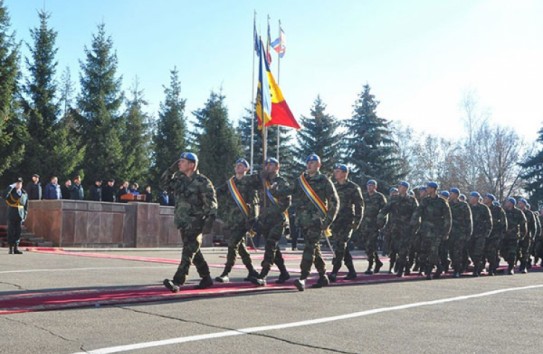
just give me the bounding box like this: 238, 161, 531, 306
521, 208, 537, 240
449, 199, 473, 240
361, 191, 387, 226
292, 171, 339, 224
469, 203, 493, 239
334, 179, 364, 228
258, 173, 291, 219
378, 194, 418, 227
488, 204, 507, 239
411, 195, 452, 236
504, 207, 527, 240
216, 174, 259, 226
160, 167, 218, 229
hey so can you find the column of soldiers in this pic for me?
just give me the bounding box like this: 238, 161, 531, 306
159, 151, 543, 293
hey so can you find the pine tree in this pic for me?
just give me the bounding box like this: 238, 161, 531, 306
77, 23, 124, 182
344, 84, 404, 188
151, 68, 187, 187
295, 96, 342, 173
520, 126, 543, 206
120, 79, 151, 184
0, 1, 25, 182
237, 106, 297, 178
191, 91, 241, 185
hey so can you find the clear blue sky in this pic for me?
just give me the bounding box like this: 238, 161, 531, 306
5, 0, 543, 141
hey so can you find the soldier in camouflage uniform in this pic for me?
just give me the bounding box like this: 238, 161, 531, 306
361, 179, 387, 275
410, 182, 451, 280
448, 188, 472, 277
438, 191, 451, 273
534, 210, 543, 267
517, 198, 535, 273
215, 159, 259, 283
249, 157, 292, 286
328, 164, 364, 282
292, 154, 339, 291
529, 208, 541, 268
467, 192, 493, 276
408, 186, 427, 274
482, 193, 507, 275
377, 181, 418, 277
502, 197, 527, 275
161, 152, 218, 292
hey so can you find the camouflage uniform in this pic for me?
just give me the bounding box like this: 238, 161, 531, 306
411, 195, 452, 278
448, 199, 472, 275
293, 171, 339, 281
534, 213, 543, 266
518, 208, 536, 272
215, 174, 259, 280
330, 179, 364, 279
160, 165, 218, 286
484, 204, 507, 274
360, 190, 387, 273
502, 206, 527, 273
377, 194, 418, 276
468, 202, 493, 275
255, 172, 292, 282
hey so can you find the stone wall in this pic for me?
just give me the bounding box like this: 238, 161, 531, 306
1, 200, 215, 248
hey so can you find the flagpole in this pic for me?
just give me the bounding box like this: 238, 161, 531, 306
276, 19, 281, 160
250, 10, 257, 173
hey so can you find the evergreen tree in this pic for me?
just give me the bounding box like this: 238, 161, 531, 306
0, 1, 25, 182
344, 84, 404, 188
192, 91, 241, 185
520, 126, 543, 206
151, 68, 187, 187
295, 96, 342, 173
237, 106, 298, 178
120, 79, 151, 184
77, 23, 124, 182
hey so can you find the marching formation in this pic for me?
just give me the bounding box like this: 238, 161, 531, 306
158, 151, 542, 293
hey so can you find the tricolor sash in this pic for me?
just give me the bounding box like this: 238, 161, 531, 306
265, 179, 290, 224
298, 173, 328, 218
227, 177, 250, 218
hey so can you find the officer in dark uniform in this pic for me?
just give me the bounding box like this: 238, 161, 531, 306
4, 178, 29, 254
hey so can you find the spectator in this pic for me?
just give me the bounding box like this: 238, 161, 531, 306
102, 179, 116, 202
44, 176, 61, 200
117, 180, 130, 203
129, 182, 140, 195
61, 179, 71, 199
89, 179, 102, 201
144, 185, 153, 202
26, 174, 42, 200
70, 175, 84, 200
159, 191, 169, 206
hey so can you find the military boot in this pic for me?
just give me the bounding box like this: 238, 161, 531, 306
311, 274, 330, 288
364, 260, 374, 275
507, 262, 515, 275
13, 245, 23, 254
8, 244, 13, 254
163, 279, 180, 293
215, 266, 232, 283
520, 261, 528, 274
195, 275, 213, 289
294, 278, 305, 291
425, 265, 433, 280
275, 271, 291, 284
374, 258, 384, 273
244, 269, 260, 281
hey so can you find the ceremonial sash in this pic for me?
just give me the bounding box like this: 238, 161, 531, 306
264, 179, 290, 224
5, 192, 24, 209
227, 177, 250, 218
298, 173, 328, 218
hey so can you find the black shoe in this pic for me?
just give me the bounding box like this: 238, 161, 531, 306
374, 260, 383, 273
294, 279, 305, 291
311, 275, 330, 288
364, 268, 374, 275
163, 279, 180, 293
344, 271, 358, 280
215, 275, 229, 283
249, 276, 266, 286
275, 272, 290, 284
13, 246, 22, 254
328, 273, 337, 283
396, 271, 404, 278
244, 270, 260, 281
8, 246, 13, 254
195, 275, 213, 289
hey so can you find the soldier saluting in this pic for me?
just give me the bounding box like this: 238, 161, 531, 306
4, 178, 29, 254
161, 152, 218, 292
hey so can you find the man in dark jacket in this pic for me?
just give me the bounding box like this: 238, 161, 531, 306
26, 174, 42, 200
4, 178, 29, 254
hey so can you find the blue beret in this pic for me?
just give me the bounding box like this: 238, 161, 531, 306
305, 153, 321, 163
459, 194, 467, 200
235, 158, 250, 168
470, 191, 481, 198
265, 157, 279, 165
518, 198, 528, 205
440, 191, 450, 198
389, 187, 398, 193
180, 151, 198, 163
485, 193, 496, 201
427, 181, 438, 189
507, 197, 517, 206
419, 186, 427, 192
367, 179, 377, 186
333, 163, 348, 172
399, 181, 410, 188
492, 201, 501, 207
450, 188, 461, 195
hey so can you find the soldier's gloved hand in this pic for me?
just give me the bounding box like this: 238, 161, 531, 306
202, 215, 216, 234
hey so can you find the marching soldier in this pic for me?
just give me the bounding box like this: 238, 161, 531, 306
161, 152, 218, 292
448, 188, 472, 277
482, 193, 507, 275
517, 198, 535, 273
292, 154, 339, 291
329, 163, 364, 282
502, 197, 527, 275
411, 182, 451, 279
4, 178, 29, 254
215, 159, 260, 283
467, 192, 493, 276
361, 179, 387, 274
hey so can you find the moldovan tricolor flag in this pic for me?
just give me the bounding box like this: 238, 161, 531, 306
255, 39, 300, 130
